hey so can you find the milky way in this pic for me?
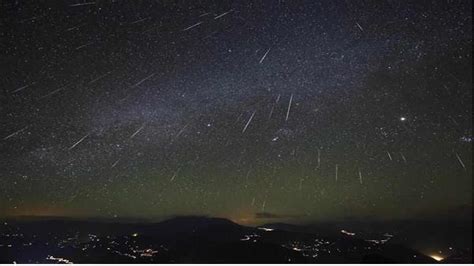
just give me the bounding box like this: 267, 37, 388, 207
1, 0, 472, 224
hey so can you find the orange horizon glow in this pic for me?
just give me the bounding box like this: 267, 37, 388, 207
429, 254, 445, 262
3, 205, 87, 218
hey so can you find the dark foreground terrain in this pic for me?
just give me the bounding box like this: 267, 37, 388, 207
0, 216, 471, 263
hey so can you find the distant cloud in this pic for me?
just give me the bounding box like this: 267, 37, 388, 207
255, 212, 303, 219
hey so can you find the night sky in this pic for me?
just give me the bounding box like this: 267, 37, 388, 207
1, 0, 472, 224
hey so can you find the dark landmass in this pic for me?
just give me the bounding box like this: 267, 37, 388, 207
0, 216, 471, 263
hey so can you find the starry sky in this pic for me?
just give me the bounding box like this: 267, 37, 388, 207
0, 0, 472, 224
